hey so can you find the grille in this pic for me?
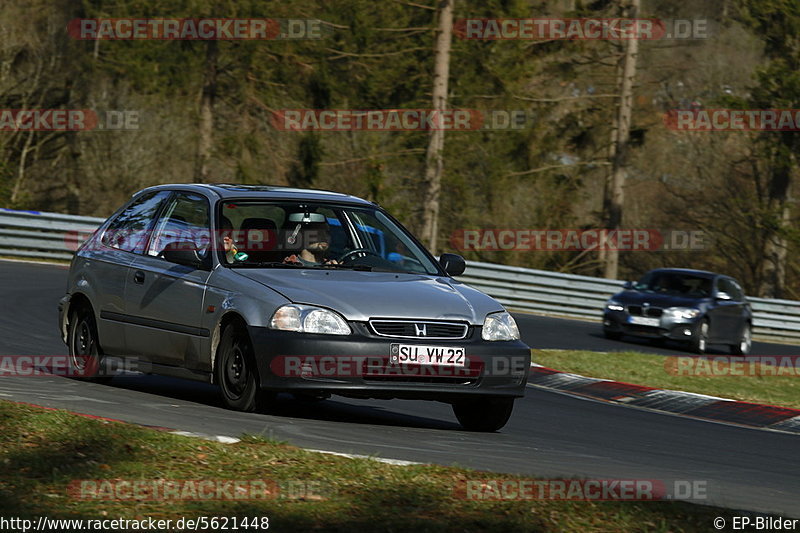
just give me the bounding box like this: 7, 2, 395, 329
625, 325, 663, 335
627, 305, 663, 317
369, 320, 469, 339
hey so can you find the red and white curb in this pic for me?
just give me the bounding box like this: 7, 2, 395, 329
528, 363, 800, 434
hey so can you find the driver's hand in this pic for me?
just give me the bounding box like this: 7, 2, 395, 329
283, 254, 301, 264
323, 258, 339, 265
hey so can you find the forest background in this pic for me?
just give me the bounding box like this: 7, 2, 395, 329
1, 0, 798, 298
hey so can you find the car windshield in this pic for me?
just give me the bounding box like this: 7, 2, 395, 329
633, 272, 712, 297
216, 200, 441, 275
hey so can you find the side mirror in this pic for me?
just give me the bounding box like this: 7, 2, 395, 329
161, 241, 203, 269
439, 253, 466, 276
715, 291, 732, 301
623, 281, 634, 290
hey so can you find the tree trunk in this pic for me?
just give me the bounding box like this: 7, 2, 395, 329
420, 0, 454, 254
758, 160, 793, 298
195, 40, 218, 183
602, 0, 640, 279
10, 62, 44, 205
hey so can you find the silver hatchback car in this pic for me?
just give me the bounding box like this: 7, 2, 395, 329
58, 184, 530, 431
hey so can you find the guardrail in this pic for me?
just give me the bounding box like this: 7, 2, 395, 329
1, 207, 798, 343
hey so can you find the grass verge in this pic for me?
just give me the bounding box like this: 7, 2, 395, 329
0, 399, 731, 532
531, 349, 800, 409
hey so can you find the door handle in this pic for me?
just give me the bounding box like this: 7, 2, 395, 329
133, 270, 145, 284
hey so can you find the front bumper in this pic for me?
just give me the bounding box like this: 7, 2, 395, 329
247, 323, 531, 402
603, 310, 701, 341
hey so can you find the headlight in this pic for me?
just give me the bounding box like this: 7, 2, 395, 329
665, 307, 701, 320
605, 299, 625, 312
269, 304, 351, 335
482, 311, 520, 341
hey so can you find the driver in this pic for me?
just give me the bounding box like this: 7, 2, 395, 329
283, 219, 339, 266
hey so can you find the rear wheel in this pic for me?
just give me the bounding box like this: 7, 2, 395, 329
68, 305, 111, 382
689, 319, 709, 354
216, 323, 273, 412
452, 397, 515, 432
730, 323, 752, 356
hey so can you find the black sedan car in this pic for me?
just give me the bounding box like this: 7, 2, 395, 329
602, 268, 752, 354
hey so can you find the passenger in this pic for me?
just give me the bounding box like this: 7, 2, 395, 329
219, 216, 245, 263
283, 219, 338, 266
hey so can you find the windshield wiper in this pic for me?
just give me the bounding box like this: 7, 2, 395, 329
229, 261, 304, 268
229, 261, 374, 271
319, 263, 373, 271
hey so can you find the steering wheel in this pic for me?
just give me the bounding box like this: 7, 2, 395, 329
339, 248, 382, 263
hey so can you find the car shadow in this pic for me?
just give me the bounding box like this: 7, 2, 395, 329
583, 331, 732, 356
105, 373, 461, 430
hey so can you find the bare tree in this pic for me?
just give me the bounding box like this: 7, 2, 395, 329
602, 0, 640, 279
195, 40, 218, 183
758, 156, 794, 298
420, 0, 454, 254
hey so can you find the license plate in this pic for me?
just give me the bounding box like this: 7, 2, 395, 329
390, 344, 466, 367
629, 316, 660, 327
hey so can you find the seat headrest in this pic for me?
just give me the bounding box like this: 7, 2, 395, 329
241, 218, 277, 231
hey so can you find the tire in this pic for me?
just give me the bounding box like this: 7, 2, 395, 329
68, 304, 111, 382
452, 397, 515, 432
216, 323, 272, 412
603, 328, 622, 341
730, 323, 752, 356
689, 319, 709, 354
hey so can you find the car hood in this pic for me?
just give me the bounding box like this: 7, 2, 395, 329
611, 290, 708, 308
233, 269, 504, 323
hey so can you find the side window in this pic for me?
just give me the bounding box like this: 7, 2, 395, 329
724, 279, 744, 301
717, 278, 742, 300
733, 281, 745, 300
147, 193, 210, 258
101, 191, 171, 253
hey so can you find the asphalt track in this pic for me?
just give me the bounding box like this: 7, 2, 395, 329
1, 260, 798, 518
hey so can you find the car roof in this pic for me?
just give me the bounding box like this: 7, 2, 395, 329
645, 268, 720, 278
138, 183, 374, 206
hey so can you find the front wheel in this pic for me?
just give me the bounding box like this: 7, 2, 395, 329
603, 328, 622, 341
452, 397, 515, 432
689, 319, 709, 354
730, 323, 752, 356
216, 323, 273, 412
